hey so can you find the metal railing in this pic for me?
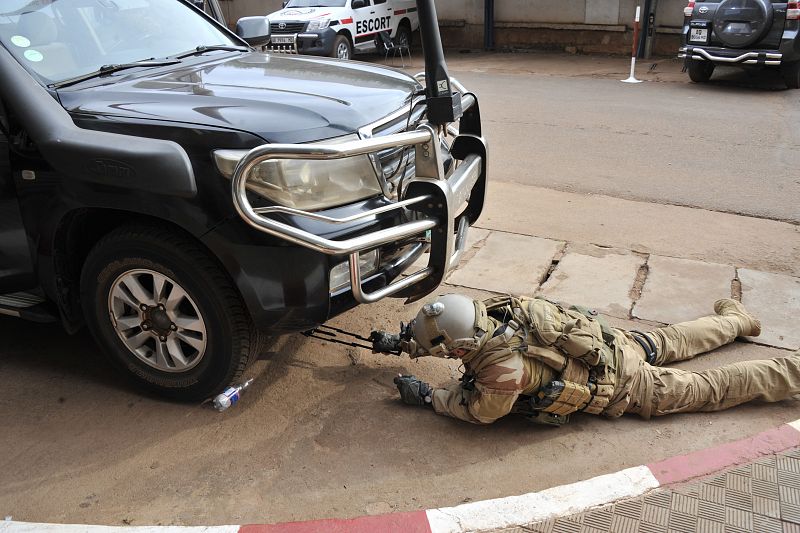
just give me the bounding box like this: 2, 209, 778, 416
680, 47, 782, 65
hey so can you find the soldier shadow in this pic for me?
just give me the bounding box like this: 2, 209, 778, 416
289, 335, 800, 490
297, 347, 586, 460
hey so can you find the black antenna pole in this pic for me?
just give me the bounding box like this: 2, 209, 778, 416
416, 0, 463, 126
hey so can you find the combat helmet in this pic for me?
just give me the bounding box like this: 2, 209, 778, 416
410, 293, 489, 358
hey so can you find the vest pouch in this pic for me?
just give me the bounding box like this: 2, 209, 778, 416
532, 379, 592, 416
527, 299, 611, 367
554, 318, 605, 367
525, 299, 568, 346
583, 384, 615, 414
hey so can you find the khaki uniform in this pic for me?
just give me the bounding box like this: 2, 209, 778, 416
430, 297, 800, 425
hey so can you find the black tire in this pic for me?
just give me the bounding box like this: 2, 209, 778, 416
782, 61, 800, 89
394, 24, 412, 52
80, 225, 258, 401
687, 60, 715, 83
330, 34, 353, 60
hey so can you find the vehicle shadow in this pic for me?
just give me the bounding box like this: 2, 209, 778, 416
692, 64, 789, 92
0, 316, 129, 393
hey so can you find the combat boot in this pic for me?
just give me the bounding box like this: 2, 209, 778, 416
714, 298, 762, 337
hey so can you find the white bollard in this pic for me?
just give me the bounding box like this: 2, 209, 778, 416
622, 6, 644, 84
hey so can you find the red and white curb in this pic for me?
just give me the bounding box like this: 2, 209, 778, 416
4, 419, 800, 533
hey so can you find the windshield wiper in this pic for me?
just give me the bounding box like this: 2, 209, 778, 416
174, 45, 250, 59
51, 59, 182, 89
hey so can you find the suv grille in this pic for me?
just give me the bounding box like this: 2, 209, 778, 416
270, 22, 306, 33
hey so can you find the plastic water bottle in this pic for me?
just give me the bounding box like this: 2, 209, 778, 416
213, 378, 254, 412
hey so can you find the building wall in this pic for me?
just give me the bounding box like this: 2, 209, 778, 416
435, 0, 685, 28
219, 0, 282, 25
221, 0, 687, 56
436, 0, 686, 55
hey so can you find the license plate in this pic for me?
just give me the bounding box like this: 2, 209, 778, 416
727, 22, 750, 33
271, 35, 295, 44
690, 28, 708, 43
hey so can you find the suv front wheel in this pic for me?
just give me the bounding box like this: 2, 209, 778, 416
80, 225, 259, 401
687, 59, 715, 83
330, 34, 353, 60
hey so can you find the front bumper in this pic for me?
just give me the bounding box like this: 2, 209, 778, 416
266, 27, 338, 55
230, 77, 486, 307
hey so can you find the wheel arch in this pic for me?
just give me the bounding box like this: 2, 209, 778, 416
51, 208, 236, 332
337, 28, 354, 45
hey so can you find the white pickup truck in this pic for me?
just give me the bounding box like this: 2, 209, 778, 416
266, 0, 419, 59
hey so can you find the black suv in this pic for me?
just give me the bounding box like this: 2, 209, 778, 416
679, 0, 800, 88
0, 0, 486, 399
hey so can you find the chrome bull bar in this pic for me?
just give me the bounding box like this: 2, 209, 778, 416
679, 47, 783, 65
231, 118, 487, 304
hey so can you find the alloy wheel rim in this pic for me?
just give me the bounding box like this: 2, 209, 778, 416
337, 42, 350, 59
108, 269, 207, 373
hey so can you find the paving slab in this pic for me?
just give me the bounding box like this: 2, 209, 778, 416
476, 181, 800, 278
538, 246, 644, 318
411, 227, 491, 271
446, 232, 563, 296
739, 269, 800, 350
633, 256, 735, 325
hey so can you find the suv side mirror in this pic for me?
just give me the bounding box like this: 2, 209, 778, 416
282, 1, 289, 7
352, 0, 368, 9
236, 16, 271, 46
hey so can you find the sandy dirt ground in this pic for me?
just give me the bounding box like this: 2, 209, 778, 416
1, 290, 797, 526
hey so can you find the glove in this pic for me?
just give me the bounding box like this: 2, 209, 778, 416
370, 330, 402, 354
393, 374, 433, 407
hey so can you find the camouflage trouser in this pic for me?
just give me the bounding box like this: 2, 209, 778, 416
613, 315, 800, 419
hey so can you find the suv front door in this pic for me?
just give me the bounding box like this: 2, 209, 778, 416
0, 100, 35, 293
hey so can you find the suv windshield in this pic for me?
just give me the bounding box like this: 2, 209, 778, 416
284, 0, 348, 7
0, 0, 239, 84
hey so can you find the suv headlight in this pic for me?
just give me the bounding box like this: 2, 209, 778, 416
214, 136, 382, 211
307, 19, 331, 31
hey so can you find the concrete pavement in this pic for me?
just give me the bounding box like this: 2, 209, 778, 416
512, 438, 800, 533
438, 180, 800, 352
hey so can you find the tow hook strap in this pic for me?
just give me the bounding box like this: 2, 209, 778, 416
302, 324, 373, 350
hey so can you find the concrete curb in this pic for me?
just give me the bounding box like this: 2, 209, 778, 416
4, 419, 800, 533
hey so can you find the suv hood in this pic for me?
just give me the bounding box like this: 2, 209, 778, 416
57, 52, 420, 144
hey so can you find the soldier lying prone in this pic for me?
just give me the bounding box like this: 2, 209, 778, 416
370, 293, 800, 425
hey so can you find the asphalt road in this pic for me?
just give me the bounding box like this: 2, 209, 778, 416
444, 54, 800, 223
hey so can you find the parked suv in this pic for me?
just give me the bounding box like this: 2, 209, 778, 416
265, 0, 419, 59
679, 0, 800, 88
0, 0, 486, 400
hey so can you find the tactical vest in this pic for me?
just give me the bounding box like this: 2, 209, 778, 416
481, 296, 618, 423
